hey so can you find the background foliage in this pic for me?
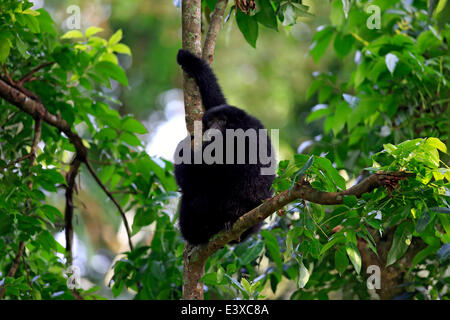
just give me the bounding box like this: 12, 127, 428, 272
0, 0, 449, 299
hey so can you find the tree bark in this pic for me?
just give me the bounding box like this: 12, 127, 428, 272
181, 0, 203, 135
203, 0, 228, 64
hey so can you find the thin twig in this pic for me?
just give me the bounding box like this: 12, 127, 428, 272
17, 62, 55, 86
0, 111, 18, 130
84, 160, 134, 251
1, 153, 32, 170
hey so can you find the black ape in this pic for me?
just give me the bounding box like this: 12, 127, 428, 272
174, 49, 275, 245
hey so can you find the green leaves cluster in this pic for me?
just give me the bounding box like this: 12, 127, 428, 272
0, 0, 177, 299
232, 0, 313, 47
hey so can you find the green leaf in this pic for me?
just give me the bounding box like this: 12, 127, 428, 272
109, 29, 123, 46
343, 195, 358, 208
320, 234, 345, 256
132, 208, 157, 235
112, 43, 132, 55
206, 0, 218, 11
310, 26, 334, 63
239, 239, 264, 265
40, 204, 63, 220
41, 169, 66, 184
94, 61, 128, 86
121, 117, 148, 134
61, 30, 84, 39
98, 127, 117, 141
318, 86, 333, 103
261, 230, 283, 270
284, 227, 302, 262
0, 38, 11, 63
236, 9, 259, 48
417, 30, 441, 54
354, 60, 368, 87
225, 275, 249, 299
345, 243, 361, 274
119, 132, 141, 146
79, 77, 92, 90
241, 278, 251, 293
289, 155, 314, 191
383, 143, 397, 154
416, 211, 431, 233
332, 102, 352, 135
202, 272, 219, 286
255, 0, 277, 31
297, 257, 310, 288
306, 106, 330, 123
407, 245, 438, 275
23, 14, 40, 33
335, 247, 349, 275
426, 137, 447, 153
85, 26, 103, 37
315, 156, 346, 190
22, 8, 40, 16
306, 79, 323, 99
333, 33, 354, 57
386, 221, 413, 266
98, 165, 114, 184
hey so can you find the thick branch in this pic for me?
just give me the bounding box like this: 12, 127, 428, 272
203, 0, 228, 64
0, 79, 87, 160
0, 76, 135, 254
182, 171, 412, 299
181, 0, 205, 300
0, 78, 134, 249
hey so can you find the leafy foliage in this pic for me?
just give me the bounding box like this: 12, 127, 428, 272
0, 0, 177, 299
0, 0, 448, 301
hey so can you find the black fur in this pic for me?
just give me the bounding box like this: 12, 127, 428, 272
177, 49, 226, 111
175, 49, 275, 245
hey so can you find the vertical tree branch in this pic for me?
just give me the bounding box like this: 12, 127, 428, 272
181, 0, 203, 135
203, 0, 228, 64
181, 0, 205, 300
65, 158, 82, 265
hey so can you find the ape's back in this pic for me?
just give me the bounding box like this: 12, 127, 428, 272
175, 49, 275, 245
